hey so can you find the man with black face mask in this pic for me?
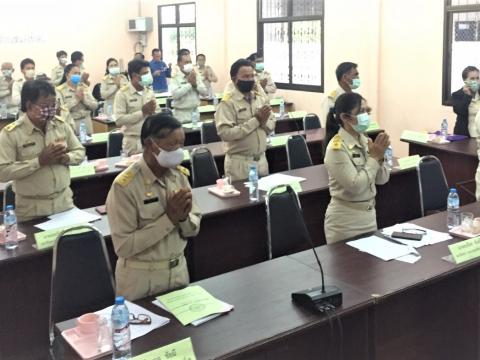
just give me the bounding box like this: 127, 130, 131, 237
215, 59, 276, 181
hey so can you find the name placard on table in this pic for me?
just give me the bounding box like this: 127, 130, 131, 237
447, 237, 480, 264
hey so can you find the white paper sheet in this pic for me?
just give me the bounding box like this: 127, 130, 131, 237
35, 207, 101, 230
382, 223, 452, 248
257, 173, 306, 192
396, 254, 422, 264
347, 235, 413, 261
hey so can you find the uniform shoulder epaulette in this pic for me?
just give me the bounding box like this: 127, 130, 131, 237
330, 134, 343, 150
120, 84, 130, 92
328, 90, 337, 99
115, 166, 138, 187
222, 92, 233, 102
102, 75, 109, 81
176, 165, 190, 177
53, 115, 65, 123
56, 83, 66, 91
4, 122, 17, 132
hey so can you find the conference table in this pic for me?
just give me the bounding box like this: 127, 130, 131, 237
43, 203, 480, 360
402, 137, 478, 204
0, 161, 421, 358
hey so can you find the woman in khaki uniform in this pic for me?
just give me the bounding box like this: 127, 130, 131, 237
56, 64, 98, 135
100, 58, 128, 113
323, 92, 390, 244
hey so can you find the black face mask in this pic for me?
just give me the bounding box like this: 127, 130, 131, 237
236, 79, 255, 93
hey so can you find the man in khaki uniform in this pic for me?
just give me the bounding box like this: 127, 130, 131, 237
320, 62, 360, 127
195, 54, 218, 97
114, 59, 159, 156
51, 50, 68, 86
0, 62, 15, 111
215, 59, 276, 181
106, 113, 201, 301
0, 80, 85, 222
11, 58, 36, 111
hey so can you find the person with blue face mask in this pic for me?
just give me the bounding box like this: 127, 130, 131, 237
56, 64, 98, 136
100, 58, 128, 111
451, 65, 480, 137
106, 113, 201, 301
323, 92, 390, 244
246, 52, 276, 99
320, 62, 360, 127
113, 59, 160, 155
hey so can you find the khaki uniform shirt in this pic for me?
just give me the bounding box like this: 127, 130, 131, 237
320, 87, 346, 127
255, 71, 276, 97
195, 65, 217, 95
100, 74, 128, 109
324, 127, 390, 202
0, 76, 14, 109
11, 78, 25, 109
51, 65, 65, 86
113, 82, 159, 137
170, 71, 208, 112
215, 86, 276, 157
106, 158, 201, 262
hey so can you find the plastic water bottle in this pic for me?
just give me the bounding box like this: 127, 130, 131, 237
4, 205, 18, 250
385, 145, 393, 169
441, 119, 448, 139
111, 296, 131, 359
191, 109, 199, 128
0, 103, 7, 119
279, 99, 285, 116
79, 121, 87, 143
248, 163, 259, 202
107, 104, 113, 118
447, 188, 460, 229
213, 94, 219, 108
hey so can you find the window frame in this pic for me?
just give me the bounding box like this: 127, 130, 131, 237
443, 0, 480, 105
257, 0, 324, 92
157, 2, 197, 58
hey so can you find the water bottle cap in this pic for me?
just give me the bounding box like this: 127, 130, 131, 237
115, 296, 125, 305
5, 205, 13, 210
450, 188, 457, 193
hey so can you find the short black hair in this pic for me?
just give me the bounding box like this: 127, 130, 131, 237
21, 80, 55, 113
134, 52, 145, 60
196, 53, 205, 60
71, 51, 84, 63
20, 58, 35, 70
56, 50, 67, 58
230, 59, 255, 79
177, 48, 190, 63
462, 66, 480, 80
128, 59, 150, 78
335, 62, 357, 82
152, 48, 161, 56
246, 52, 263, 62
141, 113, 182, 145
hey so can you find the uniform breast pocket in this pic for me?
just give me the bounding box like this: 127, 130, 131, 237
235, 107, 252, 124
351, 156, 366, 169
138, 197, 166, 225
18, 144, 40, 161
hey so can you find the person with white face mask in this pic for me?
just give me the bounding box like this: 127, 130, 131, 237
0, 62, 15, 111
51, 50, 68, 86
114, 59, 160, 156
323, 93, 390, 244
452, 65, 480, 137
100, 57, 128, 111
106, 113, 201, 301
11, 58, 36, 111
170, 49, 208, 124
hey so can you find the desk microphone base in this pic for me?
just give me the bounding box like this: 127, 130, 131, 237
292, 286, 343, 312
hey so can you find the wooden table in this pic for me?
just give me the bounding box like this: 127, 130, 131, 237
402, 138, 478, 203
92, 117, 116, 133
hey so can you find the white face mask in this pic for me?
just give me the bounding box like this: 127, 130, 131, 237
59, 57, 68, 65
183, 63, 193, 74
25, 69, 35, 79
2, 69, 12, 78
109, 67, 120, 75
154, 144, 184, 169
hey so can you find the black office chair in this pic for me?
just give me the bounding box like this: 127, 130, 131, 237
3, 181, 15, 213
92, 83, 103, 102
191, 147, 219, 188
286, 135, 313, 170
303, 113, 321, 130
49, 225, 115, 345
417, 155, 449, 216
201, 121, 221, 144
107, 130, 124, 157
266, 184, 308, 259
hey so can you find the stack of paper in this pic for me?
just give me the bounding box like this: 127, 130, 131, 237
347, 236, 414, 261
382, 223, 452, 248
34, 208, 101, 231
257, 173, 306, 192
153, 285, 233, 326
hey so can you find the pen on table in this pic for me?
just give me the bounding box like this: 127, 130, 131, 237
385, 237, 420, 256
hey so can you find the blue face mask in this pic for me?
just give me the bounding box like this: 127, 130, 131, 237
255, 63, 265, 72
352, 112, 370, 133
466, 80, 479, 93
70, 74, 81, 86
351, 78, 361, 89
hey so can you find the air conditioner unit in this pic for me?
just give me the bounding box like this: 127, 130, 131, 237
128, 17, 153, 32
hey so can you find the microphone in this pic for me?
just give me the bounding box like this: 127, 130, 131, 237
291, 195, 343, 312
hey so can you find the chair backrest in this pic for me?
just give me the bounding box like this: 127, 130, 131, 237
201, 121, 221, 144
286, 135, 313, 170
266, 185, 308, 259
92, 83, 103, 102
107, 131, 124, 157
417, 155, 449, 216
303, 113, 321, 131
191, 147, 219, 188
3, 181, 15, 213
49, 225, 115, 344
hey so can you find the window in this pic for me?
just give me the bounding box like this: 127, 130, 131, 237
257, 0, 324, 92
158, 3, 196, 64
443, 0, 480, 104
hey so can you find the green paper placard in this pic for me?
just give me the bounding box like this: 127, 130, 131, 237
448, 237, 480, 264
401, 130, 429, 144
156, 285, 224, 326
269, 135, 290, 147
366, 121, 380, 132
132, 337, 196, 360
34, 225, 90, 250
269, 181, 302, 194
396, 155, 421, 170
270, 98, 284, 106
199, 105, 215, 113
288, 111, 308, 119
90, 132, 109, 143
215, 92, 223, 99
156, 97, 167, 106
183, 150, 190, 161
69, 164, 96, 179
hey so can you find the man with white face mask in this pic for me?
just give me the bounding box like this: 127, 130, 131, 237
51, 50, 68, 86
106, 113, 201, 301
114, 59, 160, 155
0, 62, 15, 111
170, 49, 208, 124
11, 58, 36, 111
